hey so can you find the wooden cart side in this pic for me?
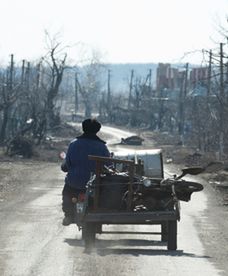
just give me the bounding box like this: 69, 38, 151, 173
88, 155, 135, 211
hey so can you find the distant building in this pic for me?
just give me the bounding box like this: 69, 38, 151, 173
156, 64, 211, 99
156, 63, 181, 91
190, 67, 209, 88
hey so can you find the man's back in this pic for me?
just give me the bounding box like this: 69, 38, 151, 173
65, 137, 110, 189
61, 118, 110, 225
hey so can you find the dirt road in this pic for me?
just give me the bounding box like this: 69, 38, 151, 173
0, 126, 227, 276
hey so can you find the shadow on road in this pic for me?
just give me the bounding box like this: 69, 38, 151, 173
64, 238, 211, 259
64, 238, 84, 247
96, 248, 211, 258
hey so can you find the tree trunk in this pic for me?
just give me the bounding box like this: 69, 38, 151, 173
0, 106, 9, 143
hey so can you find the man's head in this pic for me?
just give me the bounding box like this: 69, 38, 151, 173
82, 118, 101, 134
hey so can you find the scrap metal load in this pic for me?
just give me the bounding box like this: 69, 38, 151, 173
114, 149, 164, 177
78, 151, 204, 251
87, 150, 204, 213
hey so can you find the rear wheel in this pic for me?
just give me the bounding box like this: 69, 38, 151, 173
161, 222, 168, 242
95, 223, 102, 234
82, 222, 96, 248
167, 220, 177, 250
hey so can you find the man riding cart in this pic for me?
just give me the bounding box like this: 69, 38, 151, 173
61, 118, 110, 226
61, 130, 204, 250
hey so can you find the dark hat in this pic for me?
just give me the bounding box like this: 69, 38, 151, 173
82, 118, 101, 134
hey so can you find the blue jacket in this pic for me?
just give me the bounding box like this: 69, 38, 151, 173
64, 135, 110, 189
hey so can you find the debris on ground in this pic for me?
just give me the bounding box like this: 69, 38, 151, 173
121, 135, 144, 145
6, 136, 34, 158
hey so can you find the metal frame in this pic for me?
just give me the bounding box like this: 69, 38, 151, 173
84, 210, 177, 224
82, 155, 178, 250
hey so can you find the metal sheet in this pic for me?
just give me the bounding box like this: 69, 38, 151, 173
114, 149, 163, 178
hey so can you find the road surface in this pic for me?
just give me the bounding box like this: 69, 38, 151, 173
0, 126, 226, 276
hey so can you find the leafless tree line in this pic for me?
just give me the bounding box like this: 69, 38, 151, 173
0, 40, 67, 155
1, 26, 228, 159
98, 41, 228, 158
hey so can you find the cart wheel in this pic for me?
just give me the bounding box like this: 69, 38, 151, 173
161, 222, 168, 242
95, 223, 102, 234
167, 220, 177, 250
82, 223, 96, 248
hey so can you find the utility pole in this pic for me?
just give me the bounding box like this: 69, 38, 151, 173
219, 43, 224, 159
25, 61, 30, 91
146, 69, 152, 91
178, 63, 188, 141
207, 50, 212, 97
183, 63, 189, 97
220, 43, 224, 99
74, 72, 79, 114
106, 69, 112, 120
178, 73, 184, 136
36, 62, 41, 90
149, 69, 152, 90
204, 50, 212, 152
8, 54, 14, 91
21, 59, 25, 87
128, 69, 134, 109
107, 69, 111, 107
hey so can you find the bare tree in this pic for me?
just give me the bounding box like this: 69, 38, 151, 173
0, 55, 20, 143
42, 31, 67, 128
76, 52, 104, 118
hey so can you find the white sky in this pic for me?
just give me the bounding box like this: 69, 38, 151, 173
0, 0, 227, 65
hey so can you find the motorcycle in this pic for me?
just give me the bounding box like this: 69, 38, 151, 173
130, 166, 204, 220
